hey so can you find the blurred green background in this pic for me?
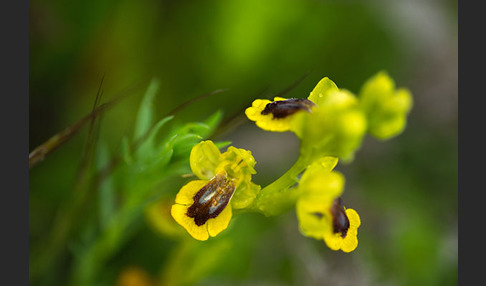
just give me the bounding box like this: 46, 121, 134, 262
29, 0, 457, 285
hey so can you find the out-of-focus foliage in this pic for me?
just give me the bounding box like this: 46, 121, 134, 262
29, 0, 457, 286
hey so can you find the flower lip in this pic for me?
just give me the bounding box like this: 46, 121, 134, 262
331, 198, 350, 238
261, 98, 316, 119
186, 173, 236, 226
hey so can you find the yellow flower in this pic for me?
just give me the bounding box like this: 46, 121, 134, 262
245, 97, 316, 132
171, 140, 260, 241
245, 77, 367, 160
244, 77, 338, 133
358, 71, 413, 139
116, 266, 155, 286
299, 88, 367, 160
296, 162, 360, 252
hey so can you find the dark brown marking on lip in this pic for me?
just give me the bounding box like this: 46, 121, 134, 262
186, 173, 236, 226
261, 98, 316, 119
312, 212, 324, 219
331, 197, 350, 238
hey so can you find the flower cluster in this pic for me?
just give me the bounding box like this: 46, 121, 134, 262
169, 71, 412, 252
247, 77, 366, 160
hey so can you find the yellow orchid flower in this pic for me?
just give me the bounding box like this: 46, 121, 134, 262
245, 77, 367, 160
359, 71, 413, 140
171, 140, 260, 241
245, 97, 316, 133
296, 161, 361, 252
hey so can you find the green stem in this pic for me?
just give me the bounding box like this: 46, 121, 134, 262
251, 150, 313, 216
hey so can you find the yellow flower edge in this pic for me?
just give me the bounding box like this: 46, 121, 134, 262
323, 208, 361, 253
174, 180, 208, 205
245, 97, 309, 132
171, 179, 234, 241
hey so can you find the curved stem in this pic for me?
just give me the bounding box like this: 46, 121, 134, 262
251, 150, 313, 216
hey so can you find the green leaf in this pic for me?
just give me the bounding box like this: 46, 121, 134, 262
141, 133, 178, 172
203, 110, 223, 131
176, 122, 211, 138
172, 133, 204, 158
121, 136, 132, 165
133, 78, 160, 141
95, 141, 116, 229
214, 140, 232, 150
135, 115, 174, 164
145, 147, 174, 172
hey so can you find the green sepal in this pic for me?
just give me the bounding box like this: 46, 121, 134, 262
308, 77, 339, 106
300, 89, 367, 160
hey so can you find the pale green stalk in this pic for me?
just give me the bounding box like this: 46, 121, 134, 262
251, 149, 313, 216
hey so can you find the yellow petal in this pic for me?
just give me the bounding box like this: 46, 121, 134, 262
340, 208, 360, 252
171, 204, 209, 241
322, 209, 360, 252
323, 232, 342, 251
245, 99, 272, 120
174, 180, 208, 205
245, 98, 298, 132
296, 199, 333, 239
341, 234, 358, 253
207, 204, 232, 237
345, 208, 361, 228
256, 117, 295, 132
190, 141, 222, 180
299, 171, 345, 200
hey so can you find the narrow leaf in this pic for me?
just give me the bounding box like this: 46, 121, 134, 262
134, 78, 160, 141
